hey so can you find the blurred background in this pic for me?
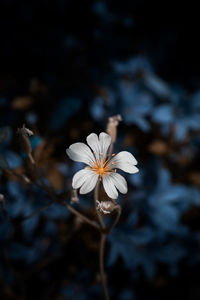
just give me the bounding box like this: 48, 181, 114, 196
1, 1, 200, 299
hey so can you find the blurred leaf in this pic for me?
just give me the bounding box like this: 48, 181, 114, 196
0, 221, 12, 242
33, 139, 54, 164
119, 289, 136, 300
189, 172, 200, 186
148, 140, 169, 155
7, 240, 44, 264
113, 56, 153, 75
144, 73, 171, 98
47, 164, 64, 190
0, 127, 11, 144
90, 96, 105, 120
43, 203, 69, 220
50, 97, 81, 129
22, 215, 39, 239
11, 96, 33, 110
43, 220, 57, 235
151, 206, 179, 230
5, 150, 22, 169
152, 105, 174, 124
30, 136, 43, 150
0, 153, 9, 169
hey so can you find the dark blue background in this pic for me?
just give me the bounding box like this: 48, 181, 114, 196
1, 1, 200, 299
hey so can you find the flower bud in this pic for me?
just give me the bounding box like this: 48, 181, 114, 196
70, 189, 79, 204
106, 115, 122, 143
17, 124, 33, 157
0, 193, 4, 202
96, 200, 118, 214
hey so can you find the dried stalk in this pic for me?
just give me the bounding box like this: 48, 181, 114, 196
99, 233, 109, 300
94, 180, 105, 229
94, 180, 110, 300
0, 166, 100, 231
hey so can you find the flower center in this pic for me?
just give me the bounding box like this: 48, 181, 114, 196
89, 158, 111, 176
97, 166, 106, 175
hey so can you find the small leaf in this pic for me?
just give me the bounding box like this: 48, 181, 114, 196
0, 153, 9, 169
148, 140, 168, 155
152, 105, 174, 124
50, 98, 81, 129
5, 151, 22, 169
11, 96, 33, 110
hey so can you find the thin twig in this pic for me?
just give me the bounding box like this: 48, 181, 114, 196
1, 166, 100, 230
22, 199, 56, 221
99, 234, 110, 300
94, 180, 110, 300
94, 180, 105, 229
28, 153, 35, 165
62, 201, 100, 230
108, 205, 121, 234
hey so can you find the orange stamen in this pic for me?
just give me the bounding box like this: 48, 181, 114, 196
89, 156, 112, 176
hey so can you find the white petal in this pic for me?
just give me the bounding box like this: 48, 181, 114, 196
113, 163, 139, 174
66, 148, 83, 162
79, 172, 98, 194
109, 173, 128, 194
99, 132, 112, 157
102, 175, 118, 199
86, 133, 101, 159
66, 142, 95, 165
109, 151, 139, 174
112, 151, 138, 165
72, 169, 94, 189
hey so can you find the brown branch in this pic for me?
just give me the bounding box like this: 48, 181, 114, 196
94, 180, 110, 300
99, 233, 110, 300
0, 166, 100, 231
108, 205, 121, 234
22, 199, 56, 221
62, 201, 100, 230
94, 180, 105, 229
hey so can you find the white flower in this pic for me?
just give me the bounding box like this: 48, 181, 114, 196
66, 132, 139, 199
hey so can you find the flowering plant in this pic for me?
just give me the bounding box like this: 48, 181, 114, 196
66, 132, 138, 199
0, 118, 139, 300
65, 118, 139, 300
